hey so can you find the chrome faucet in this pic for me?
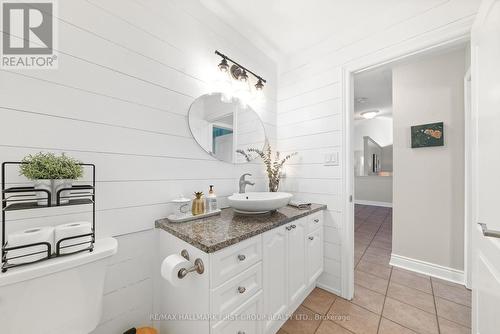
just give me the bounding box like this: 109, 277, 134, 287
239, 173, 255, 193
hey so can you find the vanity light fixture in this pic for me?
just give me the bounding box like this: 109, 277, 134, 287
255, 79, 264, 91
218, 58, 229, 72
360, 110, 379, 119
238, 69, 248, 82
215, 50, 266, 90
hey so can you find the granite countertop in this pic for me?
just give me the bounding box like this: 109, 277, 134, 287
155, 204, 327, 253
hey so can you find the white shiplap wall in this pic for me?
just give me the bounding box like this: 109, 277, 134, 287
277, 0, 480, 294
1, 0, 277, 332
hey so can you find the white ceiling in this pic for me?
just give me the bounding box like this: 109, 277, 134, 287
354, 66, 393, 120
200, 0, 445, 60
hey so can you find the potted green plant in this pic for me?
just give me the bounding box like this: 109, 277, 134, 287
237, 144, 297, 192
19, 152, 84, 206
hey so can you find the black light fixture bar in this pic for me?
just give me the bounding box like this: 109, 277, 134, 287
215, 50, 267, 83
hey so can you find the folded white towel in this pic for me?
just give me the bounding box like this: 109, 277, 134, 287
289, 200, 312, 210
55, 221, 93, 255
7, 226, 54, 264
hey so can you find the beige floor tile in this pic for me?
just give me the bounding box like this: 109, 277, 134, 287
382, 297, 439, 334
355, 270, 389, 295
281, 305, 322, 334
373, 235, 392, 244
302, 287, 337, 315
366, 214, 387, 224
277, 329, 289, 334
432, 281, 471, 307
430, 276, 461, 287
315, 320, 354, 334
393, 267, 430, 279
357, 225, 381, 234
328, 298, 380, 334
376, 233, 392, 240
356, 230, 376, 239
435, 297, 471, 328
355, 245, 367, 257
378, 318, 417, 334
351, 284, 385, 314
365, 246, 391, 258
390, 269, 432, 293
360, 252, 391, 267
356, 259, 392, 280
386, 281, 436, 314
370, 239, 392, 251
355, 234, 375, 244
438, 317, 471, 334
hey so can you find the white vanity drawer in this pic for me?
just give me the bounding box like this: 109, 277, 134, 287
307, 212, 323, 232
210, 235, 262, 288
212, 290, 263, 334
211, 262, 262, 322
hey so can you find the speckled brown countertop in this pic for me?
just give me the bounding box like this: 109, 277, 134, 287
155, 204, 326, 253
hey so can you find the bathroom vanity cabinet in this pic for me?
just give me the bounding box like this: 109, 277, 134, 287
155, 206, 325, 334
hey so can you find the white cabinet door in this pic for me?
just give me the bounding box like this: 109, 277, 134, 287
287, 219, 307, 307
211, 291, 263, 334
262, 225, 288, 334
306, 227, 324, 285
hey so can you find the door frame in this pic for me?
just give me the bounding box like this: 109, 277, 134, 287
464, 67, 473, 289
341, 29, 472, 299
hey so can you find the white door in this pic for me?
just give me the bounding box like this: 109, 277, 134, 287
287, 219, 307, 307
262, 226, 288, 334
471, 1, 500, 333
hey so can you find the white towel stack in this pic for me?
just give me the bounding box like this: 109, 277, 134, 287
7, 226, 54, 264
289, 200, 312, 210
55, 221, 93, 255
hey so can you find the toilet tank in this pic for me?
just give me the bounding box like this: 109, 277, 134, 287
0, 237, 118, 334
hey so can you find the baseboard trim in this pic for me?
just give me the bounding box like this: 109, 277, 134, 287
315, 282, 342, 297
390, 254, 465, 285
355, 200, 392, 208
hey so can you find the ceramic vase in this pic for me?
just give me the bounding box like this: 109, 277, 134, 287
34, 179, 73, 206
192, 192, 205, 216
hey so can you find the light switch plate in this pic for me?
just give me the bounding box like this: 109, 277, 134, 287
324, 152, 339, 166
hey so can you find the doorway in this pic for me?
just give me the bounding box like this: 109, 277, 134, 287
352, 66, 394, 272
342, 40, 473, 333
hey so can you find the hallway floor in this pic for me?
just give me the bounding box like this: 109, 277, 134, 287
279, 204, 472, 334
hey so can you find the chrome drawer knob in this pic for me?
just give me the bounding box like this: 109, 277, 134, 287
238, 331, 246, 334
286, 226, 292, 231
308, 236, 314, 240
291, 224, 296, 229
238, 286, 246, 294
237, 254, 246, 261
314, 219, 319, 223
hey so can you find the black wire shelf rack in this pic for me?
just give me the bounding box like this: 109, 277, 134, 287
1, 162, 96, 272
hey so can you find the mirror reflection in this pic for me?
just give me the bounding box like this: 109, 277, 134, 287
188, 93, 267, 163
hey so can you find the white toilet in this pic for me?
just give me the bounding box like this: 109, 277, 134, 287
0, 237, 118, 334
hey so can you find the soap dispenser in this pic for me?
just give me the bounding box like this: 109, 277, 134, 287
206, 185, 218, 212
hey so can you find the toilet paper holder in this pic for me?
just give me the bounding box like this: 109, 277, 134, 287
178, 249, 204, 279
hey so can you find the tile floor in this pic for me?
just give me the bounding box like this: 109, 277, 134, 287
279, 204, 472, 334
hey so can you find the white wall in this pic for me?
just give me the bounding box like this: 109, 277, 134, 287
355, 176, 393, 205
0, 0, 277, 332
354, 118, 393, 151
392, 48, 466, 272
277, 0, 479, 294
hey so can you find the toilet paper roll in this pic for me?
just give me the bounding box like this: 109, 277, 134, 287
161, 254, 191, 287
7, 226, 54, 264
55, 221, 93, 255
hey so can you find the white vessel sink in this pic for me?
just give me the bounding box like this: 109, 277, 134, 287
228, 192, 293, 214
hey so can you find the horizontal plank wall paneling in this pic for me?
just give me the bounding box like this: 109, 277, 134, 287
1, 0, 277, 332
277, 0, 479, 295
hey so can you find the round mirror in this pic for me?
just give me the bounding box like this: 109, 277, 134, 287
188, 93, 267, 163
